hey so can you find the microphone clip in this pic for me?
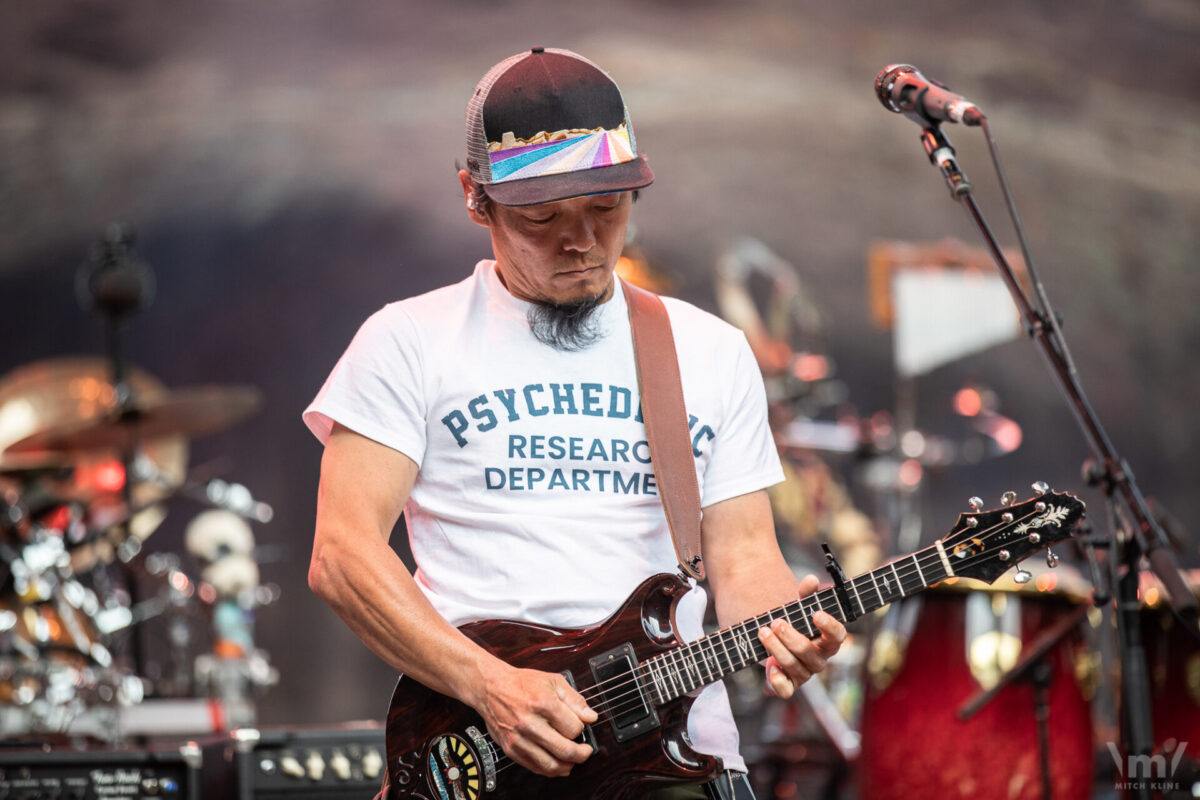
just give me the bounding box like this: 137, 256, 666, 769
920, 125, 973, 199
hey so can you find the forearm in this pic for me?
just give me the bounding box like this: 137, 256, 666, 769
710, 544, 803, 629
309, 522, 505, 709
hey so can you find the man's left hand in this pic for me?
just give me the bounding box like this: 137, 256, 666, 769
756, 574, 846, 699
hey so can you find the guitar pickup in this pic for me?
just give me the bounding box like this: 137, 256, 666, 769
561, 670, 599, 753
588, 643, 660, 743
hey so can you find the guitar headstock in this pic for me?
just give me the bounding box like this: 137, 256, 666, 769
940, 486, 1086, 584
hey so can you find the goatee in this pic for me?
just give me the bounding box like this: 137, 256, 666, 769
527, 293, 606, 351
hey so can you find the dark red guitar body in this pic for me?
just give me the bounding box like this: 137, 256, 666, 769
385, 572, 719, 799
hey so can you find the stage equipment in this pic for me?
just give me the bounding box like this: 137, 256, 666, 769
861, 576, 1093, 800
215, 723, 387, 799
0, 740, 210, 800
874, 64, 1199, 800
875, 64, 984, 127
0, 226, 275, 743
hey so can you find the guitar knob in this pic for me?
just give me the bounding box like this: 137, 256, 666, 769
1013, 568, 1033, 584
1001, 491, 1016, 506
1032, 481, 1049, 496
969, 496, 984, 511
1046, 549, 1060, 568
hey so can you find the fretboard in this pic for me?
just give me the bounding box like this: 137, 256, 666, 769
637, 542, 953, 704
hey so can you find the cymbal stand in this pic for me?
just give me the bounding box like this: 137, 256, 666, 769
75, 224, 157, 681
907, 121, 1198, 800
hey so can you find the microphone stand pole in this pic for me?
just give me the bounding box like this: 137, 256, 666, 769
913, 123, 1197, 800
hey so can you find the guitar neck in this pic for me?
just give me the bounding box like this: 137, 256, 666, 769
639, 542, 952, 705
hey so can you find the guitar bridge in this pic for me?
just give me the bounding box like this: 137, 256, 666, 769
588, 643, 660, 743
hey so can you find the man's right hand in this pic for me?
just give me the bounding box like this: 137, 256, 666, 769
473, 663, 597, 777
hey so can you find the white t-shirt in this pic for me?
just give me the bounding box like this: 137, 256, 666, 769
304, 259, 784, 771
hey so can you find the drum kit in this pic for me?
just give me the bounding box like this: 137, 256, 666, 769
0, 357, 278, 742
712, 237, 1200, 799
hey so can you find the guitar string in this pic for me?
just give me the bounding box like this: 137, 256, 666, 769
564, 503, 1064, 726
487, 505, 1045, 779
490, 503, 1057, 758
487, 502, 1071, 779
468, 503, 1069, 778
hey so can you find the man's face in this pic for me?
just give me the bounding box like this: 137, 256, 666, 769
484, 191, 633, 306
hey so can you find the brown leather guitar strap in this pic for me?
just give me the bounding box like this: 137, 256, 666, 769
622, 280, 705, 582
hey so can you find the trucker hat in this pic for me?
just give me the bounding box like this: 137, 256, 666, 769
465, 47, 655, 206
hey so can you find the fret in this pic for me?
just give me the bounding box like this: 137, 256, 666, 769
822, 589, 846, 623
733, 623, 756, 668
848, 576, 865, 617
696, 638, 710, 681
794, 600, 815, 638
662, 653, 682, 697
826, 587, 849, 621
639, 664, 662, 706
869, 569, 885, 609
672, 648, 695, 692
643, 662, 662, 705
803, 595, 820, 630
716, 628, 734, 675
911, 553, 927, 588
687, 643, 710, 685
651, 658, 669, 702
890, 561, 905, 597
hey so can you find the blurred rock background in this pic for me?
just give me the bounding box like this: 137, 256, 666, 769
1, 0, 1196, 725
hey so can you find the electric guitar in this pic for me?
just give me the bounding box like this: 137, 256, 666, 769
386, 486, 1085, 799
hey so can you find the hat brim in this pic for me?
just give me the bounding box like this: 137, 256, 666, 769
484, 156, 654, 207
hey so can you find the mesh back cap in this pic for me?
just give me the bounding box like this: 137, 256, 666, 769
466, 47, 654, 207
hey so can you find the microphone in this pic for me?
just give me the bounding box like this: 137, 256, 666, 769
875, 64, 984, 126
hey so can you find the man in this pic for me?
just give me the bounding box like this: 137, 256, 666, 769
304, 47, 844, 799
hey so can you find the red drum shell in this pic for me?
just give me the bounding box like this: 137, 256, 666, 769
860, 591, 1093, 800
1143, 606, 1200, 751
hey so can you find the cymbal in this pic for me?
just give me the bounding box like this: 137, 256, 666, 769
0, 453, 75, 478
5, 385, 262, 455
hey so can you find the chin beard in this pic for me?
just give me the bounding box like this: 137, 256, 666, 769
527, 292, 607, 351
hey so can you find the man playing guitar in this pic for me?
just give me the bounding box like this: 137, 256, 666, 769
304, 47, 844, 799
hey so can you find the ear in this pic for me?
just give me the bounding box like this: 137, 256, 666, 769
458, 169, 490, 228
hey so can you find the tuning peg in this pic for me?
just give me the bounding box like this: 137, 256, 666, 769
1013, 568, 1033, 584
1001, 491, 1017, 506
1046, 549, 1059, 568
1032, 481, 1049, 496
969, 496, 984, 511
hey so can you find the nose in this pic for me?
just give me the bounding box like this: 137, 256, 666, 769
559, 209, 597, 253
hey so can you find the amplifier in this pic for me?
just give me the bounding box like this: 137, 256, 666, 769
0, 741, 207, 800
224, 722, 386, 800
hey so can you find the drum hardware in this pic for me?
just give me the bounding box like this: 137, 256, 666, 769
957, 603, 1093, 800
5, 385, 264, 457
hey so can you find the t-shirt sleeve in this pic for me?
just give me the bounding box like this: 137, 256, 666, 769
302, 306, 429, 465
699, 332, 785, 507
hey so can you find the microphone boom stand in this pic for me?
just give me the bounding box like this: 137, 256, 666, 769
913, 122, 1198, 800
